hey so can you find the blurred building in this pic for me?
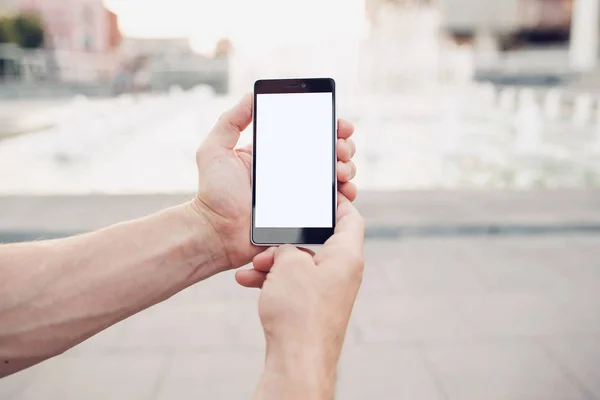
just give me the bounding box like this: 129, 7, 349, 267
367, 0, 574, 47
215, 38, 233, 58
438, 0, 572, 45
366, 0, 450, 92
120, 37, 193, 59
118, 37, 229, 94
0, 0, 17, 14
18, 0, 121, 52
0, 0, 122, 82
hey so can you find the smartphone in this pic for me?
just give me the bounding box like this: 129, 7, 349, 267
252, 78, 337, 246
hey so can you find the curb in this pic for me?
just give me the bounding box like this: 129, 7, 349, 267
3, 224, 600, 244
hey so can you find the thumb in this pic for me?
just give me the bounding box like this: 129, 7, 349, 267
208, 93, 253, 149
317, 194, 364, 266
334, 195, 364, 249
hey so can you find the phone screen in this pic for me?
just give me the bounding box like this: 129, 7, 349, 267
255, 92, 334, 229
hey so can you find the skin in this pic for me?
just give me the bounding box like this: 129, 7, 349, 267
238, 194, 365, 400
193, 93, 357, 266
0, 93, 360, 387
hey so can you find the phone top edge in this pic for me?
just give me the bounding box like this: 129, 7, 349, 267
254, 78, 335, 94
254, 77, 335, 83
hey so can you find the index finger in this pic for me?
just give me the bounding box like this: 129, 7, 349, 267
253, 246, 276, 272
274, 244, 314, 265
253, 246, 316, 273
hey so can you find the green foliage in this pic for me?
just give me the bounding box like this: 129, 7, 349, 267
0, 13, 45, 49
12, 13, 44, 49
0, 17, 15, 44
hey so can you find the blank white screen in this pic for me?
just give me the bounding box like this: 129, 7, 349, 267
255, 92, 334, 228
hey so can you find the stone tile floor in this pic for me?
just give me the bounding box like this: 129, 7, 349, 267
2, 235, 599, 399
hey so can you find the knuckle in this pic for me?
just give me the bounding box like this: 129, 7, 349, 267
217, 112, 229, 125
354, 263, 365, 284
350, 243, 365, 264
349, 249, 364, 269
357, 213, 366, 229
340, 257, 364, 285
351, 256, 365, 283
216, 112, 233, 131
356, 254, 365, 271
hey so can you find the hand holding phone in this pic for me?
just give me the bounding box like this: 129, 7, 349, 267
193, 88, 356, 270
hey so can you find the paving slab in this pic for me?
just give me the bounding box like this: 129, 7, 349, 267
155, 351, 264, 400
17, 354, 167, 400
337, 344, 443, 400
1, 193, 600, 399
422, 340, 587, 400
541, 336, 600, 399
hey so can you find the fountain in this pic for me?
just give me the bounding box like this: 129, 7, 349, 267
1, 0, 600, 194
478, 82, 497, 109
573, 93, 594, 127
514, 89, 542, 154
543, 89, 562, 121
439, 94, 461, 154
498, 87, 517, 114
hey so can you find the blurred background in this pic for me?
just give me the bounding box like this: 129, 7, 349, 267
1, 0, 600, 399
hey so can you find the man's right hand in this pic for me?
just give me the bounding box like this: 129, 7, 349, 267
236, 196, 365, 399
192, 94, 357, 273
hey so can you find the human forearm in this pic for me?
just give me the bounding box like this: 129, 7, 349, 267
247, 199, 364, 400
254, 339, 339, 400
0, 202, 228, 377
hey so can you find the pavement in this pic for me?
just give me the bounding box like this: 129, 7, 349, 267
1, 190, 600, 400
1, 190, 599, 239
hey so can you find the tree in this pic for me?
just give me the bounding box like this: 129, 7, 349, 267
12, 13, 44, 49
0, 17, 15, 44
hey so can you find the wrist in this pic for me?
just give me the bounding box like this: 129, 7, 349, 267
260, 337, 338, 400
180, 201, 232, 276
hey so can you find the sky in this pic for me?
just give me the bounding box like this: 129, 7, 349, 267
103, 0, 367, 54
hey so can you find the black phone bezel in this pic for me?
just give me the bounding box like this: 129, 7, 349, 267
252, 78, 336, 246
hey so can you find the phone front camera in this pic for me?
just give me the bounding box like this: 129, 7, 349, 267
301, 84, 307, 88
